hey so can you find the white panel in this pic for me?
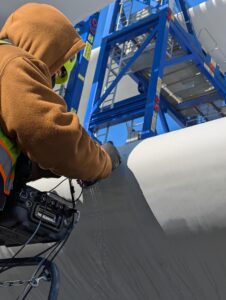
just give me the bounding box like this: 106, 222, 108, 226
189, 0, 226, 72
128, 117, 226, 234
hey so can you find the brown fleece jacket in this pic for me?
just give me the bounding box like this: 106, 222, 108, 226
0, 3, 112, 181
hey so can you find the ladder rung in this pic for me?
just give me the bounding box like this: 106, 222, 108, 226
111, 57, 120, 66
105, 95, 115, 100
104, 98, 114, 103
106, 92, 115, 96
111, 55, 121, 60
105, 95, 115, 99
104, 99, 114, 103
107, 63, 118, 68
106, 81, 114, 86
105, 96, 115, 100
111, 67, 120, 71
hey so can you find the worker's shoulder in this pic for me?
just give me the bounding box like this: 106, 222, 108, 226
0, 44, 30, 69
0, 45, 50, 79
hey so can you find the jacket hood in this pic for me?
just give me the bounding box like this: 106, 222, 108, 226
0, 3, 85, 75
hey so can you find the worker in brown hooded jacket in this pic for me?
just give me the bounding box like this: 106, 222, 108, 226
0, 3, 120, 207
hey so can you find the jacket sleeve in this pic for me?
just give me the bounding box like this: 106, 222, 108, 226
0, 56, 112, 181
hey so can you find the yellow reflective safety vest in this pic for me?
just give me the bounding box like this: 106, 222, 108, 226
0, 128, 20, 195
0, 39, 21, 202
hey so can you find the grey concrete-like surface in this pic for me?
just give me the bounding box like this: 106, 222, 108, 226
0, 147, 226, 299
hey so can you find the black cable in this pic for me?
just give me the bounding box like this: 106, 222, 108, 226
0, 178, 70, 298
19, 237, 68, 300
48, 190, 83, 205
13, 177, 71, 269
20, 285, 32, 300
17, 241, 62, 300
0, 222, 60, 275
0, 194, 49, 274
69, 179, 75, 203
1, 195, 49, 299
34, 242, 59, 258
48, 178, 68, 192
40, 180, 82, 267
16, 179, 70, 300
47, 223, 74, 264
43, 181, 81, 264
19, 180, 83, 300
31, 241, 62, 279
0, 178, 83, 299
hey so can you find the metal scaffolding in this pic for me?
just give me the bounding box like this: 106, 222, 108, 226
67, 0, 226, 142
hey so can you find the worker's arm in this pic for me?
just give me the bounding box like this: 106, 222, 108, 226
78, 141, 121, 188
0, 56, 112, 181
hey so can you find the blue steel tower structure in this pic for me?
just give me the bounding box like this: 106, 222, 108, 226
64, 12, 100, 112
67, 0, 226, 143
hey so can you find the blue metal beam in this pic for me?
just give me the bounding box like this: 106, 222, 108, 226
104, 11, 161, 46
176, 92, 221, 110
84, 0, 225, 142
159, 108, 170, 132
164, 53, 193, 67
89, 92, 187, 131
90, 95, 146, 130
176, 0, 195, 35
84, 39, 111, 131
142, 7, 170, 138
103, 0, 121, 37
92, 27, 158, 113
65, 13, 99, 111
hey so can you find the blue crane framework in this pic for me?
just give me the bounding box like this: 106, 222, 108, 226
66, 0, 226, 142
64, 12, 100, 111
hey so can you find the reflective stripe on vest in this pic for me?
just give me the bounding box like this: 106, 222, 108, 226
0, 39, 12, 46
0, 39, 20, 195
0, 129, 20, 195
